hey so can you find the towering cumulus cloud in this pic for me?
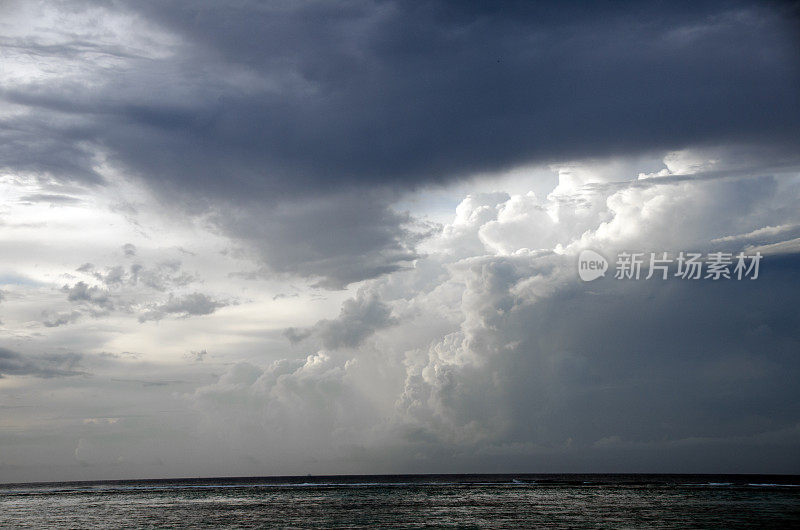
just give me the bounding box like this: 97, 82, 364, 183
184, 153, 800, 473
0, 1, 798, 481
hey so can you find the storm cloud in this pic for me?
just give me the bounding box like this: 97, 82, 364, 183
3, 1, 799, 194
2, 0, 798, 286
1, 1, 800, 482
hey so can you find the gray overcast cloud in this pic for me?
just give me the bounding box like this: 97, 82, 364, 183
0, 0, 799, 482
3, 0, 799, 285
3, 1, 799, 195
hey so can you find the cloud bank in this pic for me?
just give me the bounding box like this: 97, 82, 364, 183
1, 1, 799, 481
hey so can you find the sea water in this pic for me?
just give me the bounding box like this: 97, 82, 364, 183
1, 474, 799, 528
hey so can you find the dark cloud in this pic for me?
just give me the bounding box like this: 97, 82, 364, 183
87, 261, 194, 291
285, 288, 398, 349
18, 194, 82, 205
41, 310, 82, 328
58, 262, 208, 323
63, 281, 114, 310
2, 1, 798, 286
272, 293, 299, 301
514, 256, 800, 449
0, 347, 83, 378
3, 0, 798, 195
390, 250, 800, 469
220, 192, 428, 288
0, 112, 103, 184
122, 243, 137, 257
138, 292, 228, 322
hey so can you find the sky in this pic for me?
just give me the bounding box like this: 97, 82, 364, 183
1, 0, 799, 483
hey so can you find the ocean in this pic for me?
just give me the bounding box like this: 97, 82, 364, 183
1, 474, 799, 528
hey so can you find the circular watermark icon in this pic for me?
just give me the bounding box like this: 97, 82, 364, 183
577, 249, 608, 282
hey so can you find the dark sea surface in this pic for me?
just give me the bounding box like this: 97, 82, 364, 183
1, 474, 799, 528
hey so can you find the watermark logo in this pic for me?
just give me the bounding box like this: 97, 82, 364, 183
578, 249, 609, 282
577, 250, 763, 281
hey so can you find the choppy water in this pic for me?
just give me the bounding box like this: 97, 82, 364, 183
1, 474, 799, 528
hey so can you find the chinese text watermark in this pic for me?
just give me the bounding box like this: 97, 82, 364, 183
578, 250, 762, 282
